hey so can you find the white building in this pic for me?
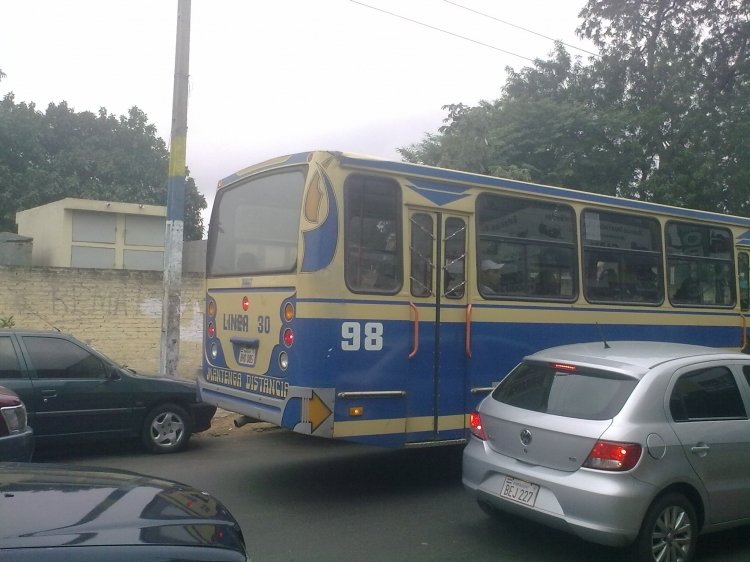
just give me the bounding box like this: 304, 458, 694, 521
16, 198, 166, 270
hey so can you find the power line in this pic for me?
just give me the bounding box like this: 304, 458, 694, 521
443, 0, 599, 57
349, 0, 537, 63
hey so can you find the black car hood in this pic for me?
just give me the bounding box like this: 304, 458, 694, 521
0, 463, 245, 554
120, 369, 197, 389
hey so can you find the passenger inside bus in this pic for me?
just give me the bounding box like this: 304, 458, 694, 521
236, 252, 259, 272
674, 268, 701, 303
480, 259, 503, 294
535, 269, 558, 296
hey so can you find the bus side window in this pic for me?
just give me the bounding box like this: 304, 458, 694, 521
410, 213, 433, 297
344, 175, 403, 294
667, 222, 735, 307
476, 194, 577, 301
444, 217, 466, 299
582, 210, 663, 304
739, 252, 749, 311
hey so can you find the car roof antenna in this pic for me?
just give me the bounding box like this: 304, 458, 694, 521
31, 311, 61, 332
595, 322, 611, 349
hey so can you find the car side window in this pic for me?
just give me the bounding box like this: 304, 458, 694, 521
22, 336, 108, 380
670, 366, 747, 421
744, 365, 750, 387
0, 337, 23, 379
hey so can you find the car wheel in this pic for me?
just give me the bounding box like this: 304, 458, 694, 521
142, 403, 191, 454
632, 493, 697, 562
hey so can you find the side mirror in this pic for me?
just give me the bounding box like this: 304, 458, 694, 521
107, 365, 122, 381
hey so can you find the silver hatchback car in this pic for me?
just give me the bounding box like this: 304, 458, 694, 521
463, 341, 750, 562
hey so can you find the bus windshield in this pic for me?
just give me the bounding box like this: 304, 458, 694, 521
207, 169, 306, 276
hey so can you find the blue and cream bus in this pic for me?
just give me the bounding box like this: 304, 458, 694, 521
197, 151, 750, 447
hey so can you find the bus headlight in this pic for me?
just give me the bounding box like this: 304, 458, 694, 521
279, 351, 289, 371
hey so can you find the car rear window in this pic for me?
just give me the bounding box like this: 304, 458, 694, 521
491, 361, 639, 420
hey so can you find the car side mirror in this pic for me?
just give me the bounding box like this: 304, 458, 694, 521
107, 365, 121, 381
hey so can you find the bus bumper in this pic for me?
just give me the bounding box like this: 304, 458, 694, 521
197, 378, 335, 438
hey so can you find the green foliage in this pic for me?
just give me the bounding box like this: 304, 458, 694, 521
0, 315, 15, 328
400, 0, 750, 216
0, 96, 206, 239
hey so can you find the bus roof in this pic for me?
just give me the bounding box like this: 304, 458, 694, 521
218, 150, 750, 237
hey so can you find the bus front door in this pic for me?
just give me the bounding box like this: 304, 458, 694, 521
406, 210, 469, 445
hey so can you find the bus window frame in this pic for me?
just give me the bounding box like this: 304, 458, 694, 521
739, 252, 749, 312
665, 220, 736, 308
443, 216, 467, 299
410, 213, 434, 298
581, 208, 664, 306
475, 193, 578, 303
206, 167, 307, 277
343, 174, 404, 296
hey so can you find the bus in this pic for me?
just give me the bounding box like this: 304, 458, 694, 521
197, 150, 750, 448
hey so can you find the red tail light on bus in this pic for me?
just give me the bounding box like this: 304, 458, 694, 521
283, 329, 294, 347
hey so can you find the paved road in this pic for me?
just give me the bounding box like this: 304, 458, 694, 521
35, 422, 750, 562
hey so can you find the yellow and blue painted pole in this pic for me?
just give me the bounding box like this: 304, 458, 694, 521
161, 0, 191, 376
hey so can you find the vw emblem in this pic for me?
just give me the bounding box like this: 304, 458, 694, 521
520, 429, 532, 446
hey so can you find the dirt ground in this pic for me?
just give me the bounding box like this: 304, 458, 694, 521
193, 408, 278, 439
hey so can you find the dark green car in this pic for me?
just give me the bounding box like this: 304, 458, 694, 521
0, 330, 216, 454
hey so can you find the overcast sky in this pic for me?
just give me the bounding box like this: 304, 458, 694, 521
1, 0, 595, 233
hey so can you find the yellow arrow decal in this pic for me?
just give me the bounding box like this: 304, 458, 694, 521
309, 391, 332, 433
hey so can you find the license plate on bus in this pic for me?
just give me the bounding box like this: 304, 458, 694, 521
237, 346, 257, 367
500, 476, 539, 507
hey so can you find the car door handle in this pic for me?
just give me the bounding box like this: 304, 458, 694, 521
691, 443, 710, 457
40, 389, 58, 401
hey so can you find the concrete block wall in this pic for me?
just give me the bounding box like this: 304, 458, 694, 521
0, 266, 204, 378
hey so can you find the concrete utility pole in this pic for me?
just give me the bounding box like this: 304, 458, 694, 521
161, 0, 191, 376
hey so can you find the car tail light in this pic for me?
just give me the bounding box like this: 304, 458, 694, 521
552, 363, 577, 372
469, 412, 487, 440
583, 440, 642, 471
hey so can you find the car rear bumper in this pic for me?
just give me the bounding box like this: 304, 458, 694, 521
0, 427, 34, 462
462, 437, 653, 547
190, 402, 217, 433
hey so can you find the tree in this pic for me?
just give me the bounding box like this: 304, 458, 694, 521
0, 89, 206, 239
579, 0, 750, 212
400, 0, 750, 216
